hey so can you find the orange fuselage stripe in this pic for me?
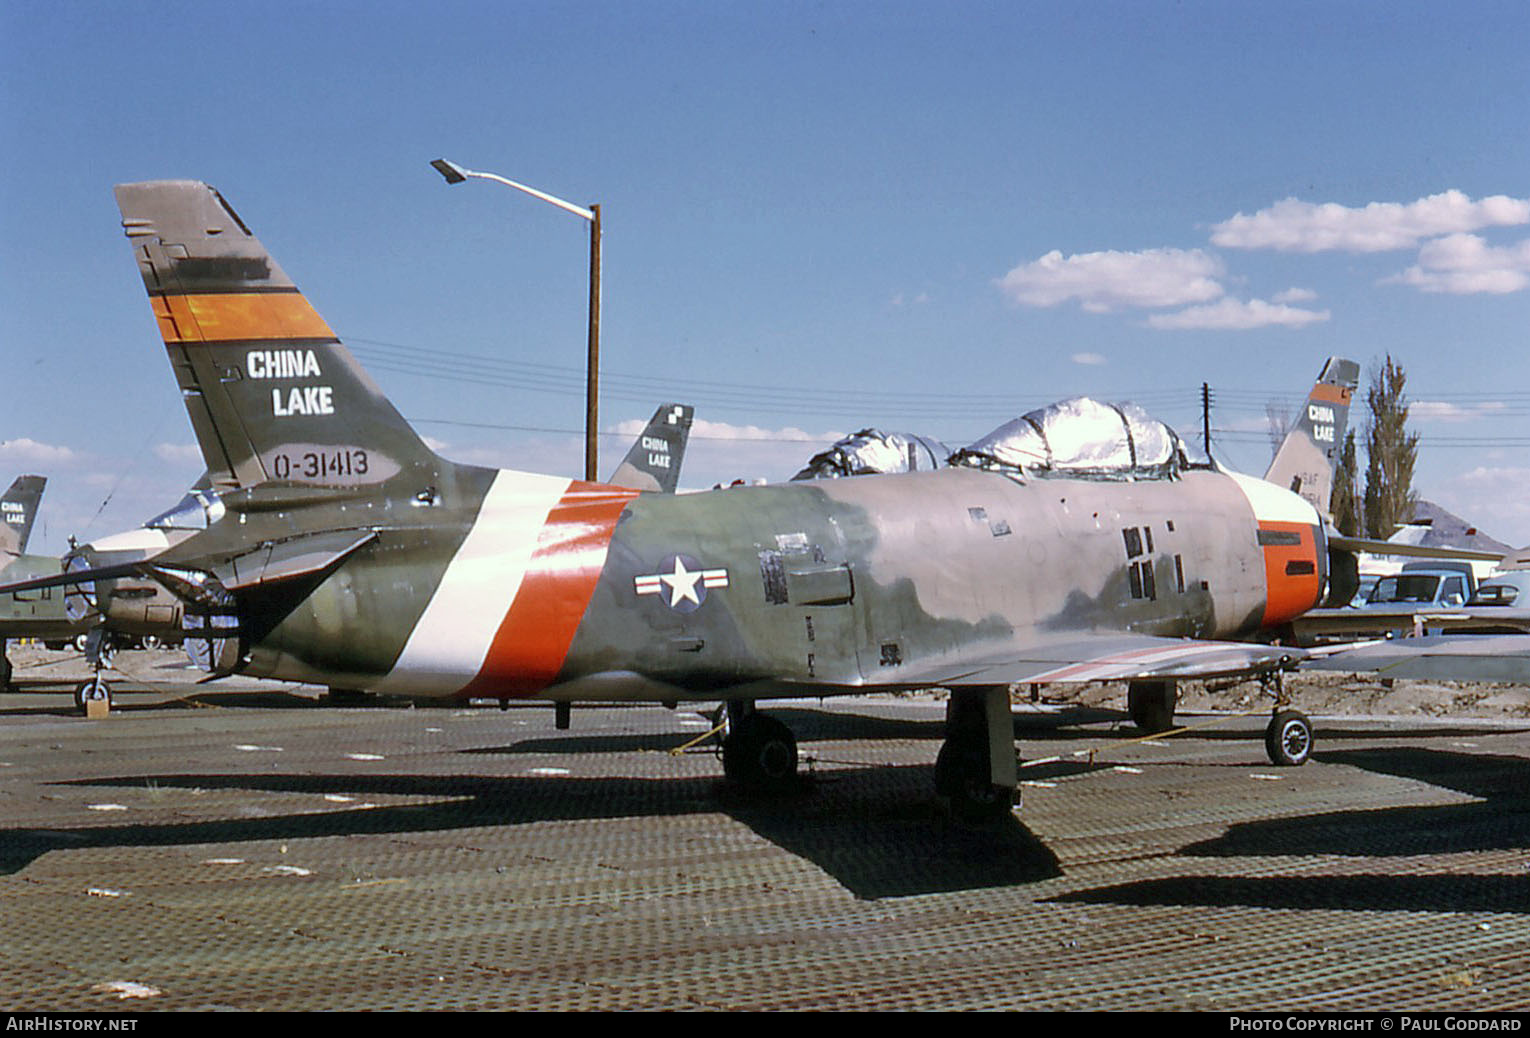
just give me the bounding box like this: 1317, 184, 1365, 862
151, 292, 336, 343
1259, 521, 1322, 626
460, 483, 639, 697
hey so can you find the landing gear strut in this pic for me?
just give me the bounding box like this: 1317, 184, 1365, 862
721, 700, 799, 792
935, 687, 1018, 823
1261, 671, 1312, 766
75, 627, 115, 717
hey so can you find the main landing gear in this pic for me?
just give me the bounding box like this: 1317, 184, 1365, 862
934, 687, 1019, 823
719, 699, 799, 792
715, 690, 1020, 821
1127, 679, 1177, 734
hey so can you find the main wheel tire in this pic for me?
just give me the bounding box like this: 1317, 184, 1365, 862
934, 740, 1016, 824
1265, 710, 1313, 766
1128, 680, 1176, 733
722, 713, 798, 792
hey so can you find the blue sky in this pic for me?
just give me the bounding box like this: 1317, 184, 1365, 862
3, 1, 1528, 553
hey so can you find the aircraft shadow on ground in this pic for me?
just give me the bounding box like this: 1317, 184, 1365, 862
1049, 746, 1530, 915
1048, 873, 1530, 914
8, 764, 1060, 899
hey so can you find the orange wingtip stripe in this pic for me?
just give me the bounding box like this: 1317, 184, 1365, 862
152, 293, 335, 343
1310, 383, 1352, 405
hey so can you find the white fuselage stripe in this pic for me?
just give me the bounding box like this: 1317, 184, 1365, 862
1227, 471, 1321, 527
371, 469, 571, 695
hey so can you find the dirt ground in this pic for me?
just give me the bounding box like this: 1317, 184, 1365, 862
1061, 670, 1530, 721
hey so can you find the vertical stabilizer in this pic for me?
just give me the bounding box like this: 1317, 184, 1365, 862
0, 475, 46, 556
113, 181, 442, 494
607, 404, 694, 493
1265, 357, 1360, 519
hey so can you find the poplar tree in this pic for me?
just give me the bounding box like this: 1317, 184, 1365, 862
1330, 429, 1361, 536
1362, 355, 1419, 539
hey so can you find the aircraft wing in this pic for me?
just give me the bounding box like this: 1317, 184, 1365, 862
762, 634, 1304, 695
883, 634, 1305, 688
1302, 634, 1530, 682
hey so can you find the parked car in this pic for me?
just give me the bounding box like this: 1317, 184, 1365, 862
1362, 565, 1474, 609
1468, 584, 1519, 606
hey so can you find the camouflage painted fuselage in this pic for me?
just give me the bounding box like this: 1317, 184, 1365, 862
232, 461, 1324, 700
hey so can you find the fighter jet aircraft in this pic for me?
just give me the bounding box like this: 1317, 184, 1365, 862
9, 180, 1366, 819
1, 475, 92, 689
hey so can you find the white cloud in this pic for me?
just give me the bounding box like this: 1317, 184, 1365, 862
1411, 400, 1508, 423
1145, 298, 1330, 330
1384, 233, 1530, 295
0, 438, 78, 464
1071, 352, 1107, 366
1271, 287, 1318, 304
997, 247, 1224, 312
1210, 190, 1530, 253
611, 418, 839, 444
153, 442, 204, 464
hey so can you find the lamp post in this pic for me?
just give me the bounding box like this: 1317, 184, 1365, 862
431, 158, 602, 482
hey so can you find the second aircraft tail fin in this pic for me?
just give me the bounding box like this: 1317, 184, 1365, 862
1265, 357, 1360, 519
607, 404, 694, 493
0, 475, 46, 556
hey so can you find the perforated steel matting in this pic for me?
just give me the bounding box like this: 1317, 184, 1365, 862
1, 671, 1526, 1011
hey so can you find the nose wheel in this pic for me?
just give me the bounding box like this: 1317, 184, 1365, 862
1264, 709, 1313, 766
74, 676, 113, 716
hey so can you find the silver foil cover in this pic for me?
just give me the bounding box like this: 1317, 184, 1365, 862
793, 429, 951, 480
954, 397, 1188, 479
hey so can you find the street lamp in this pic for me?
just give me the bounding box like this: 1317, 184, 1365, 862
431, 158, 603, 482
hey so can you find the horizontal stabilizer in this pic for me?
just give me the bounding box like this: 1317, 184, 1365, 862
1328, 535, 1503, 562
225, 530, 378, 589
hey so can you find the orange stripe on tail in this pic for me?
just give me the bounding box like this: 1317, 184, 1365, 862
151, 292, 335, 343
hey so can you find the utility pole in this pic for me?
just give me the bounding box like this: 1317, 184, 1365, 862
1201, 382, 1213, 459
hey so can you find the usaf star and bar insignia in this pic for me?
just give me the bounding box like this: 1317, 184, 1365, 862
634, 554, 729, 613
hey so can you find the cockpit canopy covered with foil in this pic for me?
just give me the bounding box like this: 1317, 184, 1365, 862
793, 429, 951, 480
950, 397, 1209, 481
